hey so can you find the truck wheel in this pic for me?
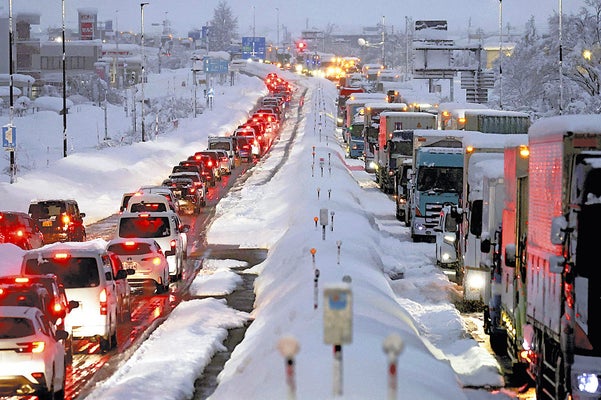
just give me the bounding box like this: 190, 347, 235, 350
489, 330, 508, 356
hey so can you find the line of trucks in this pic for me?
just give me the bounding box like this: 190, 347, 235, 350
337, 91, 601, 398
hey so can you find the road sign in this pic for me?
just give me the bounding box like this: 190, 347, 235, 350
241, 37, 266, 60
2, 124, 16, 148
203, 58, 229, 74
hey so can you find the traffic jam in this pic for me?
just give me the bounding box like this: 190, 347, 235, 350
0, 72, 293, 400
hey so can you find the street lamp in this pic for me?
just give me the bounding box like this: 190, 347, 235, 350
62, 0, 68, 157
140, 2, 149, 142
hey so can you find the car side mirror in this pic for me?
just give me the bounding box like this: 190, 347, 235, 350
550, 216, 568, 245
433, 226, 441, 232
504, 244, 516, 268
56, 330, 69, 341
80, 212, 86, 218
480, 238, 491, 254
69, 300, 79, 310
116, 269, 128, 280
165, 250, 175, 257
182, 224, 190, 233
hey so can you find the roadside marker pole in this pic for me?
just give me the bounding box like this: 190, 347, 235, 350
383, 334, 404, 400
314, 269, 320, 309
277, 336, 300, 400
333, 344, 343, 396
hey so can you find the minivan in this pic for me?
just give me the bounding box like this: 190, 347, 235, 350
21, 240, 124, 352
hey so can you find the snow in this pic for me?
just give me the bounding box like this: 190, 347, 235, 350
529, 114, 601, 138
0, 63, 514, 399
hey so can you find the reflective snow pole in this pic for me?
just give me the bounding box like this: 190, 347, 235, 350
314, 268, 320, 309
277, 336, 300, 400
317, 187, 320, 199
328, 189, 331, 199
383, 333, 404, 400
320, 208, 328, 240
330, 211, 335, 231
336, 240, 342, 265
310, 248, 316, 269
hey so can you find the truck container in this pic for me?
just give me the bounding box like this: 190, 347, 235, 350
464, 109, 531, 134
437, 102, 489, 130
517, 115, 601, 399
375, 111, 436, 193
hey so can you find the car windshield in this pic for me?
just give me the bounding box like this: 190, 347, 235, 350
118, 216, 171, 239
108, 242, 154, 256
23, 257, 100, 288
0, 317, 34, 338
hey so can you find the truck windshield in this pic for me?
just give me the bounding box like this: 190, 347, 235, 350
388, 141, 412, 157
417, 167, 462, 192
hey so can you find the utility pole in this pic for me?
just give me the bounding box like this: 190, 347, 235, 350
62, 0, 68, 157
140, 2, 149, 142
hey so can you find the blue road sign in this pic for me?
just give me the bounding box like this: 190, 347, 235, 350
2, 124, 16, 148
241, 37, 266, 60
203, 58, 229, 74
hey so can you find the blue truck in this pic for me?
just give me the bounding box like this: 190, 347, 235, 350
409, 133, 464, 242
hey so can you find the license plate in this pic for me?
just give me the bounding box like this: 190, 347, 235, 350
174, 190, 181, 197
123, 261, 137, 269
42, 220, 53, 227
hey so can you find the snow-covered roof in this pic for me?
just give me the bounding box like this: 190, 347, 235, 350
439, 102, 489, 112
529, 114, 601, 139
462, 132, 528, 149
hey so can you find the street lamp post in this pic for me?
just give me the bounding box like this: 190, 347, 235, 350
8, 0, 15, 181
276, 8, 279, 55
140, 2, 149, 142
62, 0, 68, 157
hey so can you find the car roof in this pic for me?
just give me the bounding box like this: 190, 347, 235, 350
128, 193, 171, 203
107, 237, 161, 247
0, 305, 41, 319
24, 238, 109, 256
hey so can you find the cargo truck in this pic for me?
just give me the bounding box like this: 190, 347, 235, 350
362, 102, 408, 173
375, 111, 436, 193
459, 133, 528, 301
409, 132, 464, 242
515, 115, 601, 400
464, 109, 531, 134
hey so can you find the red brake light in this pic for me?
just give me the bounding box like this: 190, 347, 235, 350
53, 252, 70, 260
14, 277, 29, 284
15, 229, 24, 237
124, 240, 136, 247
138, 213, 151, 218
207, 160, 213, 167
169, 239, 176, 249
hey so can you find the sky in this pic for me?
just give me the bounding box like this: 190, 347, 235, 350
6, 0, 588, 42
0, 62, 524, 399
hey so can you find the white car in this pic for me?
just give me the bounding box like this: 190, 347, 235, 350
115, 211, 189, 282
21, 240, 123, 352
107, 237, 170, 294
0, 305, 68, 399
126, 193, 176, 214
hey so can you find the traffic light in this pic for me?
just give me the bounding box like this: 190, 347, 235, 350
296, 41, 307, 53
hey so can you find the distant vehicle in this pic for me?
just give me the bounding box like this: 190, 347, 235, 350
107, 238, 170, 294
347, 138, 364, 159
136, 186, 180, 214
0, 305, 68, 399
126, 193, 176, 214
0, 211, 44, 249
234, 136, 253, 162
119, 192, 136, 214
207, 136, 237, 168
21, 240, 124, 352
201, 149, 232, 175
28, 199, 86, 243
178, 160, 215, 187
106, 252, 133, 323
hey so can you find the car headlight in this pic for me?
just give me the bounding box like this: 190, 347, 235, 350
369, 161, 377, 169
413, 223, 425, 231
577, 373, 600, 394
441, 253, 451, 262
466, 272, 486, 290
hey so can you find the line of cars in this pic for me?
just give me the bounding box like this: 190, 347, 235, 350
0, 72, 295, 399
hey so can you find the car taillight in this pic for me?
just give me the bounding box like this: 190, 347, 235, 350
207, 160, 213, 167
16, 341, 45, 353
53, 252, 71, 260
170, 239, 176, 250
14, 277, 29, 284
124, 240, 136, 247
190, 187, 196, 193
152, 257, 161, 266
15, 229, 24, 237
99, 288, 107, 315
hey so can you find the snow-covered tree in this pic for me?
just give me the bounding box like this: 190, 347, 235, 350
208, 1, 238, 52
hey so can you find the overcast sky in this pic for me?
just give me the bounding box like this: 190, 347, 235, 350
7, 0, 587, 41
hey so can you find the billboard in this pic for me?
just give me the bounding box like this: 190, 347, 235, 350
79, 9, 97, 40
241, 37, 266, 60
